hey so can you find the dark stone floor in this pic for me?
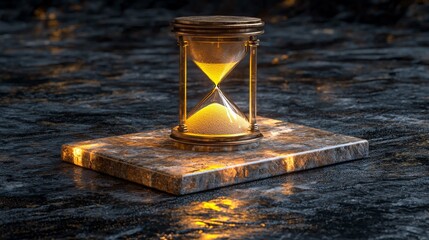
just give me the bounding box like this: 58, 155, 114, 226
1, 2, 428, 239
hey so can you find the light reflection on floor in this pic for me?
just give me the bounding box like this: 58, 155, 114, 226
174, 196, 265, 239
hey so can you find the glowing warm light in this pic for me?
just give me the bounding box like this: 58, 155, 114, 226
194, 163, 227, 173
283, 156, 296, 172
202, 202, 222, 212
271, 57, 279, 64
195, 221, 208, 227
72, 148, 83, 165
201, 233, 224, 240
69, 143, 106, 166
171, 16, 264, 151
219, 198, 239, 209
175, 196, 266, 238
282, 0, 296, 7
199, 197, 242, 212
34, 8, 57, 20
281, 182, 295, 195
271, 54, 288, 65
75, 143, 105, 150
194, 61, 239, 85
185, 103, 250, 135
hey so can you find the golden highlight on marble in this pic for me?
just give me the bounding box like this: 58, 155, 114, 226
59, 20, 370, 196
61, 117, 369, 195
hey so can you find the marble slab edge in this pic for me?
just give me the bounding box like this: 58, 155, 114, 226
61, 145, 184, 194
178, 140, 369, 194
61, 120, 369, 195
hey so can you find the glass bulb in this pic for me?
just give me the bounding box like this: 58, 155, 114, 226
184, 37, 249, 136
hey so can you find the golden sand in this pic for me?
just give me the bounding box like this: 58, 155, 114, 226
186, 103, 249, 135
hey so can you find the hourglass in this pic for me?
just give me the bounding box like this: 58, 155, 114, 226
171, 16, 264, 151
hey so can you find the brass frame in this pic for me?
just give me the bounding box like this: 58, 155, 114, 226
172, 16, 264, 36
171, 16, 264, 152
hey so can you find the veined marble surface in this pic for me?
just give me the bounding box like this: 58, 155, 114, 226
62, 117, 368, 194
1, 1, 429, 239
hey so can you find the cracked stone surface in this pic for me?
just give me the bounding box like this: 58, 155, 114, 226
1, 1, 428, 239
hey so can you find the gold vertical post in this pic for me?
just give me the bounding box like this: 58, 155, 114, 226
171, 16, 264, 151
178, 36, 188, 132
248, 36, 259, 131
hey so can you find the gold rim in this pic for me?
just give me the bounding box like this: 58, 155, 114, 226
170, 127, 263, 152
171, 126, 263, 143
172, 141, 261, 152
172, 16, 264, 36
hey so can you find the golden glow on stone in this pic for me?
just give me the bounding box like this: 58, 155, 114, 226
185, 103, 250, 136
172, 196, 267, 238
199, 197, 241, 212
202, 202, 222, 212
193, 163, 227, 173
200, 233, 224, 240
68, 143, 106, 167
281, 182, 295, 195
72, 147, 83, 165
62, 117, 369, 194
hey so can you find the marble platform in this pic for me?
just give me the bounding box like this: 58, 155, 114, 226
61, 117, 368, 195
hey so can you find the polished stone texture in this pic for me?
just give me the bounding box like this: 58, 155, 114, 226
1, 1, 429, 239
62, 118, 368, 195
